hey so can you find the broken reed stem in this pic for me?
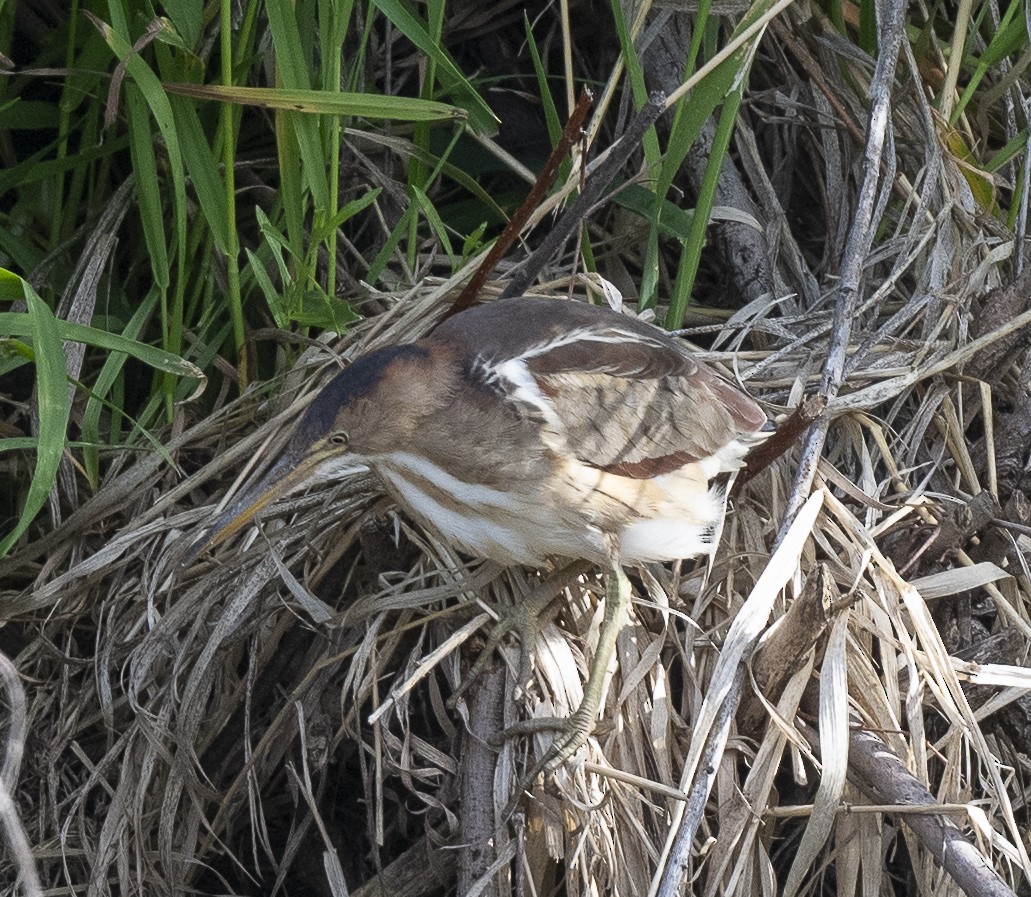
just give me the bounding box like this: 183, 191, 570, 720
447, 87, 595, 319
499, 91, 667, 301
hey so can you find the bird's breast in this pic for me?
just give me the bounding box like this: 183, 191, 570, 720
373, 452, 610, 566
372, 446, 730, 567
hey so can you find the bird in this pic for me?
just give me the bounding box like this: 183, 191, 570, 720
189, 296, 770, 763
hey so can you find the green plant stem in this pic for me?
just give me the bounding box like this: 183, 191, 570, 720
666, 85, 743, 329
221, 0, 244, 385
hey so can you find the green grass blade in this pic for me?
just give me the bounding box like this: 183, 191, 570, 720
265, 0, 330, 211
525, 15, 562, 147
0, 134, 128, 194
412, 185, 455, 264
170, 95, 231, 253
350, 129, 506, 221
369, 0, 497, 133
666, 88, 744, 329
125, 85, 170, 291
79, 290, 158, 488
165, 82, 467, 122
0, 313, 205, 380
218, 1, 244, 381
162, 0, 202, 48
0, 275, 71, 557
610, 0, 665, 307
94, 7, 189, 409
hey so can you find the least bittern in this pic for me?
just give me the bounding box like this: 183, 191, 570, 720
190, 297, 769, 763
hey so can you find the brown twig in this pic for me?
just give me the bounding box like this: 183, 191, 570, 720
444, 87, 594, 319
459, 664, 508, 896
799, 720, 1018, 897
498, 91, 667, 301
733, 394, 827, 494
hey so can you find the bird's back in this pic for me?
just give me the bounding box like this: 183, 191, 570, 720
394, 298, 769, 565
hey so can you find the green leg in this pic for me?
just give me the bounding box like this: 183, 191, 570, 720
544, 564, 631, 766
502, 565, 631, 768
449, 561, 592, 708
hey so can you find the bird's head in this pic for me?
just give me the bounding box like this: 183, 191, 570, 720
186, 343, 441, 560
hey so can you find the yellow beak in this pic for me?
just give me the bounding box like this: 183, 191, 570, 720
185, 448, 331, 562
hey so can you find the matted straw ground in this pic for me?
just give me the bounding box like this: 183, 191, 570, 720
4, 267, 1031, 895
5, 19, 1031, 897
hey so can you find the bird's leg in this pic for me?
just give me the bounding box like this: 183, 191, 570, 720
504, 563, 632, 768
545, 563, 631, 765
449, 560, 592, 708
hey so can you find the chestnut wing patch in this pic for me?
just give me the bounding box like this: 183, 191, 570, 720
525, 334, 760, 480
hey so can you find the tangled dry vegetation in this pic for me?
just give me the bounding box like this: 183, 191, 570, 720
5, 5, 1031, 897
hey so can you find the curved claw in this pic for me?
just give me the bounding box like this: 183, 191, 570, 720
448, 562, 592, 709
489, 565, 633, 769
498, 704, 600, 767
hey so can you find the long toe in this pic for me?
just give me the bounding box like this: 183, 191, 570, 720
450, 564, 589, 707
543, 704, 599, 768
494, 707, 598, 764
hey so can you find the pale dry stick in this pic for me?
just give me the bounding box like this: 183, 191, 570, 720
0, 779, 41, 897
0, 658, 24, 793
799, 720, 1018, 897
766, 802, 974, 818
368, 613, 491, 724
980, 380, 998, 499
0, 652, 42, 897
651, 490, 825, 897
286, 710, 349, 894
464, 842, 519, 897
777, 0, 908, 543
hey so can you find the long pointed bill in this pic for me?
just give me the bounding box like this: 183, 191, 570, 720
185, 449, 357, 563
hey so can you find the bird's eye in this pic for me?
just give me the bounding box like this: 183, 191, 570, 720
329, 432, 349, 447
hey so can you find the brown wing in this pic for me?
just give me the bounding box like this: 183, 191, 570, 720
429, 296, 768, 479
525, 335, 767, 479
